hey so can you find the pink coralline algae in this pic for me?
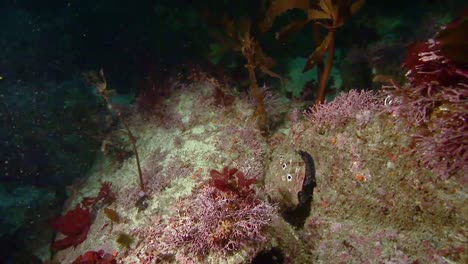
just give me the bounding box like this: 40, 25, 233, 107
384, 15, 467, 180
161, 186, 276, 257
129, 168, 276, 262
303, 89, 383, 131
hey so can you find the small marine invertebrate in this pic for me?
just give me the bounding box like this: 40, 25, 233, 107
355, 174, 365, 182
265, 147, 307, 209
281, 150, 316, 228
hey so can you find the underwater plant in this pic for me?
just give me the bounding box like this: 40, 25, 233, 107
83, 69, 146, 193
210, 166, 257, 196
72, 250, 116, 264
116, 233, 134, 250
240, 27, 271, 133
304, 89, 383, 131
213, 86, 235, 107
103, 207, 120, 223
385, 13, 467, 180
262, 0, 366, 103
49, 206, 91, 251
49, 182, 115, 251
204, 14, 284, 133
154, 167, 276, 259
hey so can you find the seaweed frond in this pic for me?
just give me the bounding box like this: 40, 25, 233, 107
116, 233, 134, 249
